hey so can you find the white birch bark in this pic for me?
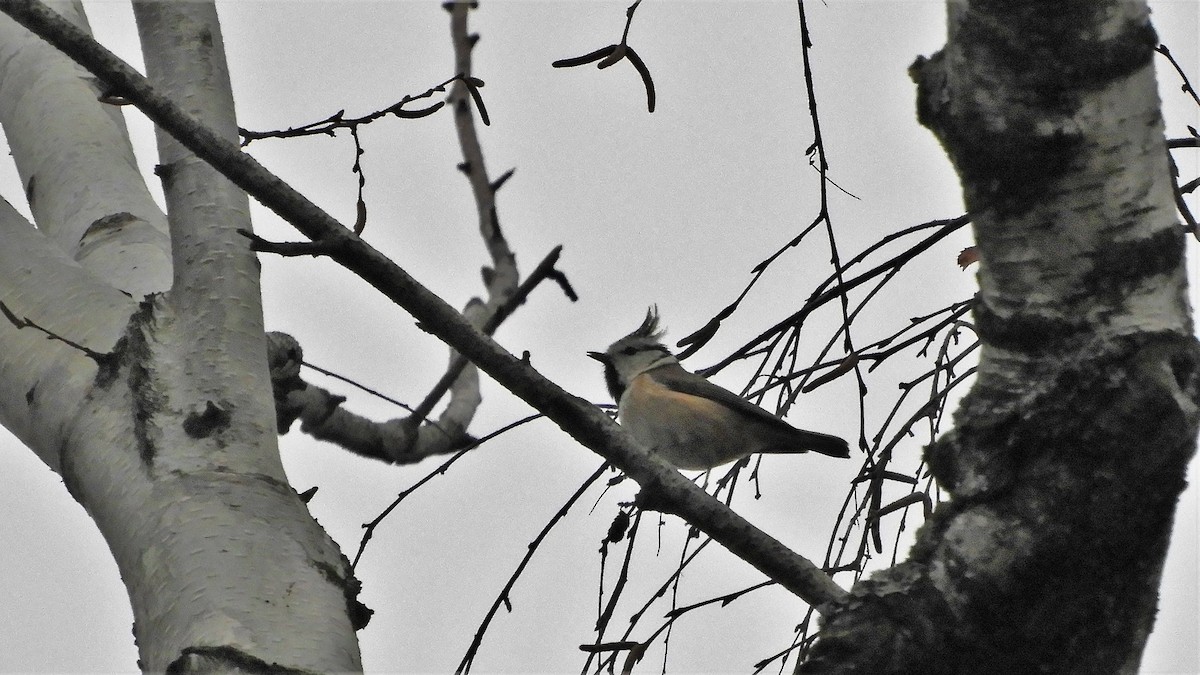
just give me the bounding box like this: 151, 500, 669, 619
0, 0, 170, 297
0, 2, 364, 670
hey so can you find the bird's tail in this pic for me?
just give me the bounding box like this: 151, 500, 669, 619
792, 429, 851, 458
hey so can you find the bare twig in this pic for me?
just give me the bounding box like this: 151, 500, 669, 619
0, 298, 116, 367
1155, 44, 1200, 107
238, 228, 346, 256
552, 0, 656, 113
695, 215, 969, 377
582, 509, 645, 675
458, 462, 610, 674
794, 0, 858, 412
238, 73, 486, 145
351, 413, 547, 569
664, 579, 774, 619
678, 218, 963, 358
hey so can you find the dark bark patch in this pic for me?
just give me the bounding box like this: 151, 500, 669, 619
166, 644, 311, 674
1085, 225, 1185, 294
973, 301, 1086, 353
314, 559, 374, 631
959, 4, 1156, 94
915, 8, 1157, 217
80, 211, 138, 243
182, 400, 232, 439
126, 297, 164, 464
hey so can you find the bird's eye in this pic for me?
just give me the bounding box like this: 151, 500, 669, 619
621, 346, 638, 356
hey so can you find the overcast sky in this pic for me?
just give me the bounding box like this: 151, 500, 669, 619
0, 1, 1196, 673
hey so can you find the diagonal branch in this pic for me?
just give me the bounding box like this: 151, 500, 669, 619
0, 0, 848, 610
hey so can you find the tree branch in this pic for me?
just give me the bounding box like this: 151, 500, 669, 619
258, 6, 577, 465
266, 331, 472, 465
0, 0, 848, 610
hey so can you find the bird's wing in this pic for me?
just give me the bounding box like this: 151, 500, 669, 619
645, 364, 803, 433
645, 364, 850, 458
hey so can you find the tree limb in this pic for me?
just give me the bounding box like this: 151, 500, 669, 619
0, 0, 848, 610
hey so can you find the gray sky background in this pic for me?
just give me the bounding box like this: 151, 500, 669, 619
0, 1, 1196, 673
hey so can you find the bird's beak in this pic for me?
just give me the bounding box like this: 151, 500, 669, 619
587, 351, 609, 364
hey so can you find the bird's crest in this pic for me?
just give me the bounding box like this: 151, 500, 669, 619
624, 305, 666, 344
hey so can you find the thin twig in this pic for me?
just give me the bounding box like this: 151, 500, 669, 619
582, 509, 645, 675
458, 461, 610, 674
351, 413, 546, 569
237, 228, 345, 256
1155, 44, 1200, 107
0, 299, 116, 367
301, 359, 421, 416
551, 0, 655, 112
238, 73, 482, 145
696, 215, 969, 377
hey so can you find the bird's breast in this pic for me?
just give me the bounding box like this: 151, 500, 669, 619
618, 372, 746, 469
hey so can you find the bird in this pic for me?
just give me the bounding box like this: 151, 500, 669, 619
588, 307, 850, 470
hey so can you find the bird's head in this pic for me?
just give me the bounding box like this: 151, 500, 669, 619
588, 306, 679, 400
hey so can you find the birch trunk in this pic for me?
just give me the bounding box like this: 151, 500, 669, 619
0, 2, 363, 670
803, 3, 1198, 673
